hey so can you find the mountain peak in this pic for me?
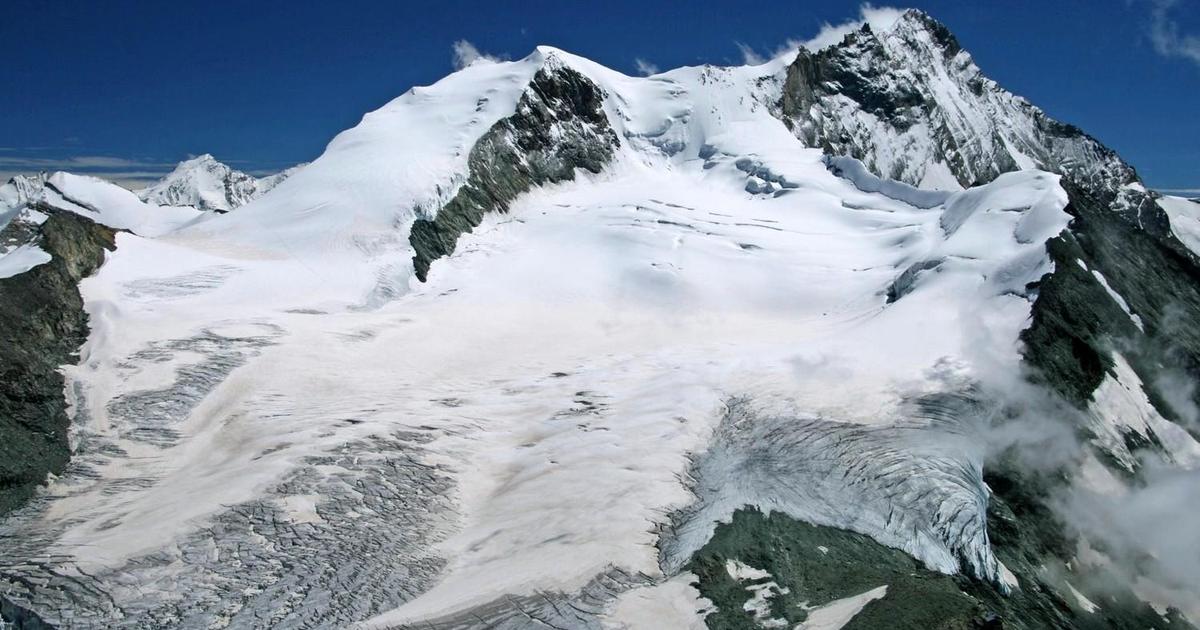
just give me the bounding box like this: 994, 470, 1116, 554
530, 45, 613, 78
138, 154, 297, 213
781, 11, 1134, 198
883, 8, 964, 56
178, 153, 221, 167
0, 172, 49, 224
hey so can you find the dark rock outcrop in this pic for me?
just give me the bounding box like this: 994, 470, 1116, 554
409, 57, 619, 281
689, 501, 1193, 630
0, 208, 115, 514
1022, 180, 1200, 448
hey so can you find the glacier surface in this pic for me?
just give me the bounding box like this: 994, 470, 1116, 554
5, 32, 1192, 629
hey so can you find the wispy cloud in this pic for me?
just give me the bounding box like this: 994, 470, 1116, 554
798, 4, 906, 52
452, 39, 504, 70
633, 58, 659, 76
736, 42, 766, 65
731, 4, 906, 66
1149, 0, 1200, 66
0, 154, 177, 190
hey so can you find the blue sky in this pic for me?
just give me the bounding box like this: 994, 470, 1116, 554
1, 0, 1197, 192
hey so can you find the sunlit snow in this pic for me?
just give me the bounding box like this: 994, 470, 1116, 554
0, 44, 1096, 627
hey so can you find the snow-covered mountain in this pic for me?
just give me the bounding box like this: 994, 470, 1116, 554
137, 154, 301, 213
781, 13, 1137, 195
1, 9, 1198, 630
0, 173, 205, 279
0, 173, 49, 216
0, 155, 295, 278
0, 174, 52, 277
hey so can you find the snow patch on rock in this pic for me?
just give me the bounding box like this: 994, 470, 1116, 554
796, 585, 888, 630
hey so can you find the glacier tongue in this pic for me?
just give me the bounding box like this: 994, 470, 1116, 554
0, 40, 1076, 628
659, 393, 997, 584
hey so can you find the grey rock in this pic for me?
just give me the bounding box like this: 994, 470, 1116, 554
0, 208, 115, 515
409, 56, 619, 281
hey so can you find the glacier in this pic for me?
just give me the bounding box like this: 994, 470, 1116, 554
1, 10, 1198, 630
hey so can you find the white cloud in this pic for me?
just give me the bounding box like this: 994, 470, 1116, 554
736, 42, 766, 65
1149, 0, 1200, 66
768, 38, 807, 58
731, 4, 907, 66
634, 58, 659, 76
800, 4, 907, 52
452, 39, 502, 70
801, 22, 861, 52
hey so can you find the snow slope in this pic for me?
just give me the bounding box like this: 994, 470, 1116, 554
44, 173, 205, 237
797, 585, 889, 630
1, 32, 1193, 629
0, 243, 52, 279
1, 171, 206, 239
1159, 195, 1200, 256
157, 52, 548, 310
0, 172, 206, 279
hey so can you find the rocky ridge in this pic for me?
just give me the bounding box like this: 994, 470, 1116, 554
0, 208, 115, 514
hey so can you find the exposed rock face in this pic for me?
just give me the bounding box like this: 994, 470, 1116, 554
678, 399, 1196, 629
409, 57, 619, 281
780, 11, 1137, 201
0, 209, 115, 514
138, 154, 298, 213
688, 504, 1192, 630
1022, 180, 1200, 458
